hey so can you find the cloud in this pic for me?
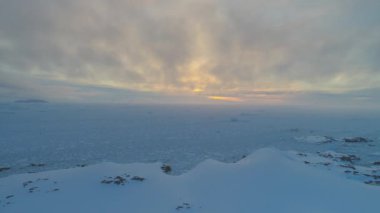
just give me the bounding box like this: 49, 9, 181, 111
0, 0, 380, 104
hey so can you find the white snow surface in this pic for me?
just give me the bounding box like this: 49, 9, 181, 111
1, 148, 379, 213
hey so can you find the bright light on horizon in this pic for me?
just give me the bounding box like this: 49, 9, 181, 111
0, 0, 380, 107
208, 96, 243, 102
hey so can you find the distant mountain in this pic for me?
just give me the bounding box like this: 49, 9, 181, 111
14, 99, 48, 103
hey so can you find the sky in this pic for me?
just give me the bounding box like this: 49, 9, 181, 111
0, 0, 380, 106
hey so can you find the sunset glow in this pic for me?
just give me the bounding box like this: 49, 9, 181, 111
208, 96, 242, 102
0, 0, 379, 106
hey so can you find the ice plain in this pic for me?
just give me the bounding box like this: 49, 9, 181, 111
0, 103, 380, 212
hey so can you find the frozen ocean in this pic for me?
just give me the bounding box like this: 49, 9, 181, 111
1, 103, 379, 177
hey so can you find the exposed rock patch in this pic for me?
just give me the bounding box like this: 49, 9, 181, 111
5, 195, 14, 199
364, 180, 380, 186
161, 164, 172, 174
339, 155, 360, 163
28, 187, 39, 193
344, 137, 370, 143
101, 174, 146, 185
317, 152, 360, 164
0, 167, 10, 172
340, 164, 356, 170
297, 153, 307, 157
22, 180, 33, 188
294, 150, 380, 187
21, 178, 58, 194
101, 176, 128, 185
176, 202, 191, 211
131, 176, 145, 182
29, 163, 45, 167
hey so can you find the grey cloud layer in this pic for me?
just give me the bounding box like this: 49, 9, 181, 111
1, 0, 380, 101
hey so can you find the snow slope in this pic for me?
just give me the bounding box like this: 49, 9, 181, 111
1, 148, 379, 213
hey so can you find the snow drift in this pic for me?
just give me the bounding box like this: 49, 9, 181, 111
1, 148, 379, 213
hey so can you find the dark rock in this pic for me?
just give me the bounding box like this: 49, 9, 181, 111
297, 153, 307, 157
23, 180, 33, 188
340, 164, 356, 170
340, 155, 360, 163
373, 162, 380, 166
101, 175, 128, 185
317, 162, 331, 166
76, 164, 87, 167
233, 155, 248, 163
52, 188, 60, 192
364, 180, 380, 185
131, 176, 145, 182
304, 161, 310, 164
101, 180, 113, 184
161, 164, 172, 174
0, 167, 10, 172
5, 195, 14, 199
176, 202, 191, 211
318, 153, 334, 159
29, 187, 39, 193
114, 176, 127, 185
344, 137, 370, 143
29, 163, 45, 167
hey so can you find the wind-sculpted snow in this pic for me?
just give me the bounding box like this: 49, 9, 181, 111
1, 148, 379, 213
